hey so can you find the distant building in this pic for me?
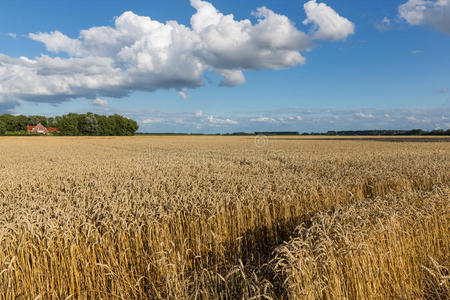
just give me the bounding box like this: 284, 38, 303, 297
27, 123, 60, 135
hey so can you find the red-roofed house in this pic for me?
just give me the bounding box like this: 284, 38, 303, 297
27, 123, 60, 135
48, 127, 60, 134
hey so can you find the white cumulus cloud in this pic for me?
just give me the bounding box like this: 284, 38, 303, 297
29, 31, 84, 56
399, 0, 450, 34
177, 89, 189, 99
279, 115, 303, 122
207, 115, 238, 125
142, 118, 164, 125
303, 0, 355, 41
91, 98, 108, 107
354, 112, 374, 119
250, 117, 278, 123
0, 0, 354, 110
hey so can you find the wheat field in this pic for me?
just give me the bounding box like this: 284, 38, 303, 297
0, 136, 448, 299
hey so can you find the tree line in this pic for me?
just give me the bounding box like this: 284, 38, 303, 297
0, 113, 138, 136
225, 129, 450, 136
323, 129, 450, 136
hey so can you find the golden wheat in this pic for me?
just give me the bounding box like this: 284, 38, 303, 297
272, 187, 449, 299
0, 136, 448, 299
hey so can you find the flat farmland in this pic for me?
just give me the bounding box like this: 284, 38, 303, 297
0, 136, 448, 299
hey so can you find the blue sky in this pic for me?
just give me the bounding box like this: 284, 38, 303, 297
0, 0, 449, 132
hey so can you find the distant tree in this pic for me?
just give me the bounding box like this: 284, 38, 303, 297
0, 114, 16, 131
124, 117, 139, 136
0, 120, 6, 135
28, 115, 48, 127
109, 114, 127, 135
109, 114, 139, 136
96, 115, 115, 136
56, 114, 79, 136
0, 114, 27, 131
15, 115, 29, 131
47, 117, 56, 127
55, 116, 62, 125
429, 129, 445, 136
78, 112, 99, 135
409, 129, 423, 135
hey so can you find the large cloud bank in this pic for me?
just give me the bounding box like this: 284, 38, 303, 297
0, 0, 353, 107
399, 0, 450, 34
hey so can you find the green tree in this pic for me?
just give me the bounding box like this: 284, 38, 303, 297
15, 115, 29, 131
56, 114, 79, 136
78, 113, 99, 135
28, 115, 48, 127
47, 117, 56, 127
0, 120, 6, 135
0, 114, 17, 131
125, 118, 139, 135
410, 129, 423, 135
109, 114, 139, 136
96, 115, 115, 136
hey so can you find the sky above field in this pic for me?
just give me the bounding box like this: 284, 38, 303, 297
0, 0, 449, 133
